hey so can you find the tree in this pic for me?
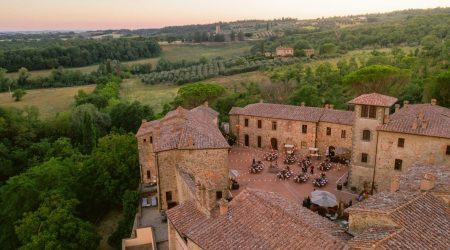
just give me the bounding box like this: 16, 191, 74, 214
12, 89, 26, 101
424, 70, 450, 107
288, 85, 322, 107
172, 82, 226, 108
343, 65, 411, 96
320, 43, 336, 54
16, 67, 30, 87
15, 194, 100, 250
0, 68, 13, 92
109, 101, 155, 133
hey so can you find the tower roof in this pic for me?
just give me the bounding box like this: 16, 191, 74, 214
348, 93, 397, 107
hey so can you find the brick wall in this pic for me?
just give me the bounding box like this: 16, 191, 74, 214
137, 133, 157, 184
316, 121, 353, 155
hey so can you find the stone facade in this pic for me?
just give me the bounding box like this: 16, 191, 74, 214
375, 132, 450, 191
349, 105, 389, 190
276, 47, 294, 57
316, 121, 352, 155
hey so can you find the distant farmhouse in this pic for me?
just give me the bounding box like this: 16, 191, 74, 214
276, 46, 294, 57
303, 48, 315, 58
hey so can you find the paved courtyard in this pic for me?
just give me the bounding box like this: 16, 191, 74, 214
229, 146, 357, 204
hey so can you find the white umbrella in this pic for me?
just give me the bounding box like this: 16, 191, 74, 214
311, 190, 337, 207
229, 169, 239, 178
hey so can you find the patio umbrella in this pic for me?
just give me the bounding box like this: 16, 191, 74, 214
311, 190, 337, 207
229, 169, 239, 178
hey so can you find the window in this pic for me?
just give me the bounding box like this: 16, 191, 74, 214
166, 191, 172, 202
361, 153, 368, 163
257, 120, 262, 128
398, 138, 405, 148
146, 170, 151, 179
143, 138, 146, 142
326, 127, 331, 136
446, 145, 450, 155
271, 138, 278, 150
150, 136, 153, 144
257, 136, 262, 148
341, 130, 346, 139
394, 159, 403, 171
301, 141, 307, 149
302, 125, 308, 134
244, 118, 249, 127
272, 121, 277, 130
362, 130, 371, 141
361, 105, 377, 118
244, 134, 249, 146
216, 191, 223, 200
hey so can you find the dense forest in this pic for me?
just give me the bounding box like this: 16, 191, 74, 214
0, 37, 161, 71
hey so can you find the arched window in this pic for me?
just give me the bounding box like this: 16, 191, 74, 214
362, 130, 371, 141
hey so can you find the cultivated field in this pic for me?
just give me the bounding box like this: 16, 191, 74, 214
6, 42, 254, 79
0, 85, 96, 118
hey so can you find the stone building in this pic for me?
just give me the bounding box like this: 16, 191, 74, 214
229, 93, 450, 192
167, 188, 351, 250
275, 47, 294, 57
229, 102, 353, 157
374, 102, 450, 191
303, 48, 315, 58
136, 103, 230, 211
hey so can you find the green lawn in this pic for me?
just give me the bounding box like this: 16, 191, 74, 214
6, 42, 255, 79
120, 78, 180, 113
0, 85, 96, 118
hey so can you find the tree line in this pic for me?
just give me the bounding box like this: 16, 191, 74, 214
0, 37, 161, 71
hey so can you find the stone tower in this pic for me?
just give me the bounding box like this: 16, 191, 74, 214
348, 93, 397, 191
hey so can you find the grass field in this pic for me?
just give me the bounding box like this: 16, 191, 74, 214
120, 78, 180, 113
6, 42, 255, 79
0, 85, 95, 118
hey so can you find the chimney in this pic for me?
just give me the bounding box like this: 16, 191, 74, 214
395, 104, 400, 112
142, 119, 147, 124
329, 104, 334, 110
403, 100, 409, 108
259, 99, 264, 103
411, 120, 418, 130
420, 173, 436, 191
390, 174, 400, 192
300, 102, 305, 107
431, 99, 437, 106
219, 198, 229, 215
421, 120, 428, 129
418, 112, 424, 120
203, 101, 209, 107
325, 104, 330, 109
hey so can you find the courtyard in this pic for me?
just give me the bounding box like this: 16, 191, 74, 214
229, 146, 357, 204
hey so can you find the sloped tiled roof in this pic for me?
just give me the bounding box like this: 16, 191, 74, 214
168, 188, 351, 250
348, 93, 397, 107
378, 104, 450, 139
399, 164, 450, 194
347, 192, 450, 250
229, 103, 354, 125
348, 226, 400, 249
136, 105, 229, 152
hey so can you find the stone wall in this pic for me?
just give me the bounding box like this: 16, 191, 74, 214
316, 121, 353, 155
137, 133, 157, 184
348, 211, 396, 235
232, 115, 317, 155
375, 132, 450, 191
349, 105, 388, 190
157, 148, 229, 210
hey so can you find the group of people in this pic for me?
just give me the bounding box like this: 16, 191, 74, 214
319, 159, 333, 171
313, 173, 329, 187
249, 159, 265, 174
277, 166, 294, 180
293, 172, 310, 183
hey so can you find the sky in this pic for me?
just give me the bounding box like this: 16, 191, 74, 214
0, 0, 449, 31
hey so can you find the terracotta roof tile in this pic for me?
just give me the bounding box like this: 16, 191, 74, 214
169, 189, 351, 250
399, 164, 450, 194
229, 103, 354, 125
347, 192, 450, 250
348, 226, 400, 249
378, 104, 450, 139
348, 93, 397, 107
136, 105, 229, 152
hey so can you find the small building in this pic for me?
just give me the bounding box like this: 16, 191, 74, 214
303, 48, 315, 58
276, 47, 294, 57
